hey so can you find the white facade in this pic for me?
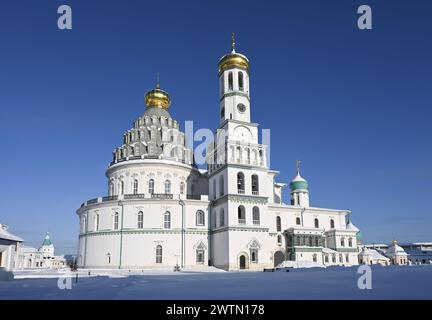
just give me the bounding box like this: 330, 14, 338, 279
0, 224, 23, 271
76, 42, 361, 270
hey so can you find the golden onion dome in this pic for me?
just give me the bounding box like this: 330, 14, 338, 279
144, 79, 171, 109
218, 33, 249, 75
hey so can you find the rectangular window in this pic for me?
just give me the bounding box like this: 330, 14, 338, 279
196, 250, 205, 264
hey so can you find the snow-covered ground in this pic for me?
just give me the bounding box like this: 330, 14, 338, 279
1, 265, 431, 299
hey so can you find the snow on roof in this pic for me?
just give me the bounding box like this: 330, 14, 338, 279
359, 248, 390, 261
346, 221, 359, 232
0, 224, 23, 242
322, 248, 338, 254
19, 246, 39, 253
386, 242, 408, 257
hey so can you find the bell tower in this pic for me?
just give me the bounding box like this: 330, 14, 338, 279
218, 33, 251, 124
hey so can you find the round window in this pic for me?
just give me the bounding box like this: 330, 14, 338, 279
237, 103, 246, 113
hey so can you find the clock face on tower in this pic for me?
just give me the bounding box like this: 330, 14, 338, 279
237, 103, 246, 113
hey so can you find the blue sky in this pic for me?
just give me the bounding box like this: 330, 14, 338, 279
0, 0, 431, 254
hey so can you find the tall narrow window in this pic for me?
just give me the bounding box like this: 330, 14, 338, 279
237, 172, 244, 193
109, 182, 114, 196
277, 235, 282, 246
312, 253, 317, 262
220, 106, 225, 119
276, 216, 281, 232
113, 212, 119, 230
330, 219, 335, 229
137, 211, 143, 229
228, 72, 233, 90
238, 72, 244, 91
196, 210, 205, 226
219, 175, 224, 196
180, 182, 185, 195
133, 179, 138, 195
296, 217, 301, 225
156, 245, 162, 264
165, 180, 171, 194
95, 214, 99, 231
81, 216, 86, 233
106, 253, 111, 264
219, 209, 225, 227
196, 250, 205, 264
120, 181, 124, 195
346, 254, 350, 263
238, 206, 246, 224
341, 237, 345, 247
252, 207, 260, 225
314, 218, 319, 228
250, 249, 258, 263
148, 179, 154, 194
251, 174, 259, 195
348, 237, 353, 247
164, 211, 171, 229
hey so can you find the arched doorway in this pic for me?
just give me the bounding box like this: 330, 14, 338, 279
239, 255, 246, 270
274, 251, 285, 267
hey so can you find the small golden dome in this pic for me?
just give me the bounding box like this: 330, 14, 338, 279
218, 33, 249, 75
144, 79, 171, 109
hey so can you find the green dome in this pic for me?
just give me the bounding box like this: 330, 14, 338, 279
289, 180, 308, 191
356, 231, 362, 241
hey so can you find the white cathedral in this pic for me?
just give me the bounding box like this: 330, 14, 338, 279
76, 38, 361, 271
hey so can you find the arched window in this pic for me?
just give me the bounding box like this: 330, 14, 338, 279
277, 235, 282, 245
219, 175, 224, 196
252, 207, 260, 225
339, 254, 343, 263
156, 245, 162, 264
81, 216, 86, 233
341, 237, 345, 247
314, 218, 319, 228
164, 211, 171, 229
312, 253, 317, 262
236, 147, 241, 162
332, 254, 336, 263
296, 217, 301, 225
137, 211, 143, 229
330, 219, 335, 229
196, 210, 205, 226
120, 181, 124, 195
237, 172, 245, 193
165, 180, 171, 194
251, 250, 257, 263
251, 174, 259, 195
180, 182, 185, 195
213, 179, 217, 199
148, 179, 154, 194
238, 206, 246, 224
220, 209, 225, 227
348, 237, 353, 247
109, 182, 114, 196
94, 214, 99, 231
106, 253, 111, 264
228, 72, 233, 90
276, 216, 281, 232
238, 72, 244, 91
133, 179, 138, 195
113, 212, 119, 230
325, 254, 329, 263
